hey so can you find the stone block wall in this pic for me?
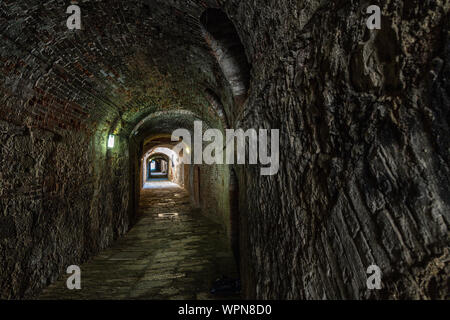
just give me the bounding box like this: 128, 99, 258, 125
0, 120, 131, 299
198, 163, 232, 235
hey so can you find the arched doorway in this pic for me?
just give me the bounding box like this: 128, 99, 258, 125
147, 156, 169, 180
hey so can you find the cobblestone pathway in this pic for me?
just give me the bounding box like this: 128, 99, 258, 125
39, 184, 239, 300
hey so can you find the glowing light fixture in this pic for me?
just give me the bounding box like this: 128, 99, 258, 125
186, 146, 190, 154
107, 134, 115, 149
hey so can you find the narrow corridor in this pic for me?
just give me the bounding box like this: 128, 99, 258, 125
39, 184, 239, 300
1, 1, 448, 301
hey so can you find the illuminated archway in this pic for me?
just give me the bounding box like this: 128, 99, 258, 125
142, 147, 180, 188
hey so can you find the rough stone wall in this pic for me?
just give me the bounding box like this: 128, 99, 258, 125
0, 120, 131, 299
198, 164, 232, 235
183, 164, 190, 191
228, 0, 449, 299
172, 159, 184, 187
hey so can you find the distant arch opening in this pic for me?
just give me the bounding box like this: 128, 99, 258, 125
147, 156, 169, 180
141, 147, 182, 189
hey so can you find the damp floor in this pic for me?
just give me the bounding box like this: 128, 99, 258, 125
38, 183, 239, 300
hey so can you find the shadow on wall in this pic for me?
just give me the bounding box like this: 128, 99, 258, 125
200, 8, 251, 107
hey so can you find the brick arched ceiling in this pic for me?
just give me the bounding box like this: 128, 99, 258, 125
132, 110, 210, 145
0, 0, 244, 136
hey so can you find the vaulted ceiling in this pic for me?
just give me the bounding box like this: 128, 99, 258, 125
0, 0, 249, 138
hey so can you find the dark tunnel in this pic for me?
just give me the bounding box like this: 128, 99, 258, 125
0, 1, 448, 302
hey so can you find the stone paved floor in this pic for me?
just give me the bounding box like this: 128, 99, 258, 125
143, 180, 179, 189
38, 184, 239, 300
